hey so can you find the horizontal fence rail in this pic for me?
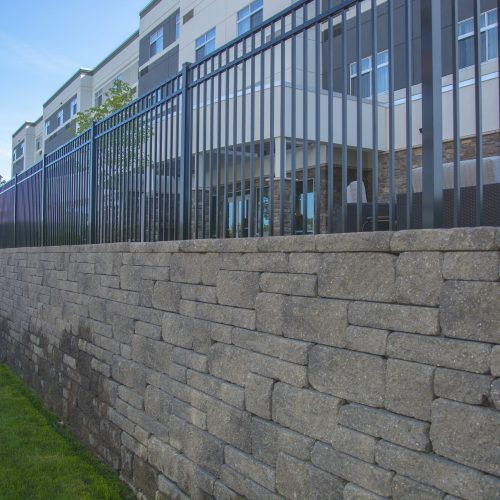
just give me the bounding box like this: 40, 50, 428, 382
1, 0, 499, 248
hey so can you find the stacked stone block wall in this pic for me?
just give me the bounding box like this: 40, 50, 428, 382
0, 227, 499, 499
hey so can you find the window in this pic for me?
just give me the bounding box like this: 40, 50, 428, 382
176, 12, 180, 40
57, 109, 64, 127
95, 90, 103, 106
237, 0, 264, 35
195, 28, 216, 61
70, 97, 77, 117
45, 120, 50, 136
350, 50, 389, 98
20, 143, 24, 157
36, 137, 41, 151
150, 27, 164, 57
458, 9, 498, 69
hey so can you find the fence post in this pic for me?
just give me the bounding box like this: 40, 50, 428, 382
88, 122, 98, 244
179, 62, 192, 241
13, 173, 18, 248
41, 155, 47, 246
420, 0, 443, 228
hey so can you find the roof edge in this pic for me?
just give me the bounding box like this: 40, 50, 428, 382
43, 68, 93, 108
140, 0, 162, 18
12, 115, 42, 138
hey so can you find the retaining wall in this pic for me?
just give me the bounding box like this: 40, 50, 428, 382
0, 228, 499, 499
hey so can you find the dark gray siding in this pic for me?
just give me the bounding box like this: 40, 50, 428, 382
138, 45, 179, 97
322, 0, 497, 93
44, 120, 77, 154
13, 158, 24, 175
45, 95, 77, 135
139, 9, 179, 66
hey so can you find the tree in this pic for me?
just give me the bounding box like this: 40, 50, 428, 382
75, 79, 136, 133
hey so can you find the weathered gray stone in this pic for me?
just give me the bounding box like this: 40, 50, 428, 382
309, 346, 386, 407
157, 475, 189, 500
339, 404, 431, 451
207, 399, 252, 452
187, 370, 245, 409
289, 253, 320, 274
345, 326, 388, 356
183, 424, 224, 476
144, 386, 172, 426
221, 253, 288, 272
385, 359, 434, 421
251, 417, 314, 465
442, 251, 500, 281
260, 272, 317, 297
492, 378, 500, 410
245, 373, 274, 419
208, 343, 252, 386
170, 254, 202, 283
112, 314, 135, 343
343, 483, 386, 499
135, 321, 162, 340
111, 357, 147, 391
217, 270, 260, 308
213, 480, 244, 500
319, 253, 396, 302
396, 252, 443, 306
148, 436, 178, 477
430, 398, 500, 476
272, 382, 342, 442
257, 234, 316, 253
331, 425, 377, 463
387, 332, 491, 374
434, 368, 492, 405
255, 293, 285, 335
375, 440, 484, 499
152, 281, 181, 312
391, 475, 444, 500
162, 312, 193, 348
316, 232, 392, 252
349, 302, 439, 336
312, 443, 393, 497
440, 281, 500, 344
276, 453, 346, 500
224, 446, 275, 491
232, 327, 311, 364
180, 284, 217, 303
219, 464, 280, 500
481, 474, 500, 500
180, 300, 256, 330
492, 346, 500, 377
390, 227, 497, 252
131, 335, 172, 372
283, 296, 348, 346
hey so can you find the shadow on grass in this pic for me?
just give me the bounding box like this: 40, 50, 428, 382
0, 364, 136, 500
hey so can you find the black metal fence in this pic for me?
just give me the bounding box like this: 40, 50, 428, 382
1, 0, 499, 248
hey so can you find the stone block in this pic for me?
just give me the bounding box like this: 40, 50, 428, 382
276, 453, 346, 500
481, 474, 500, 500
217, 270, 260, 308
391, 475, 444, 500
183, 424, 224, 476
442, 251, 499, 281
255, 293, 285, 335
207, 399, 252, 452
385, 359, 434, 421
345, 326, 388, 356
251, 417, 314, 465
135, 321, 162, 340
434, 368, 491, 405
375, 440, 484, 499
387, 332, 491, 374
232, 327, 311, 364
272, 382, 342, 442
111, 357, 147, 391
144, 386, 172, 426
492, 378, 500, 410
343, 483, 386, 499
112, 314, 135, 343
319, 253, 396, 302
260, 272, 317, 297
316, 231, 392, 252
181, 284, 217, 303
170, 254, 202, 284
289, 253, 320, 274
430, 398, 500, 476
162, 312, 193, 348
152, 281, 181, 312
221, 252, 288, 272
219, 464, 280, 500
157, 475, 189, 500
132, 456, 157, 499
396, 252, 443, 306
349, 302, 439, 336
187, 370, 245, 409
330, 425, 377, 463
339, 404, 430, 451
213, 481, 244, 500
283, 296, 348, 347
312, 443, 393, 496
131, 335, 172, 373
245, 373, 274, 419
180, 300, 256, 330
492, 346, 500, 377
309, 346, 386, 407
440, 281, 500, 343
224, 446, 275, 491
148, 436, 178, 477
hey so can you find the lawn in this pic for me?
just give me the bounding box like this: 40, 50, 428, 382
0, 364, 135, 500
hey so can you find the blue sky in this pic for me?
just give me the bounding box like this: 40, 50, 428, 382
0, 0, 148, 181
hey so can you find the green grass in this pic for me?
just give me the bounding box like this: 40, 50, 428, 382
0, 364, 135, 500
